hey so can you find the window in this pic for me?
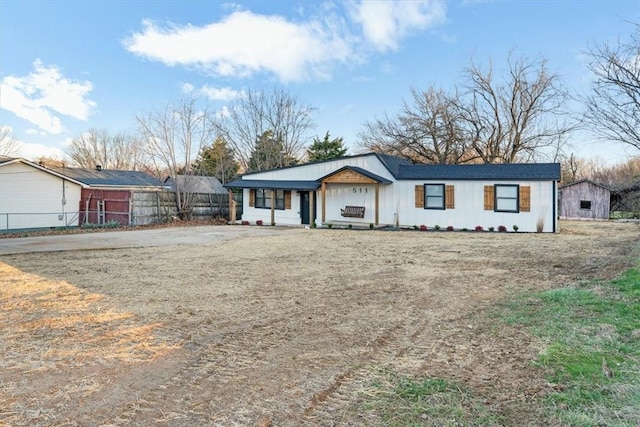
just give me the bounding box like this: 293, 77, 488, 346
495, 184, 519, 213
255, 189, 285, 210
580, 200, 592, 210
424, 184, 445, 209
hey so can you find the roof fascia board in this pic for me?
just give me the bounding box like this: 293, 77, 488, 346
0, 158, 88, 187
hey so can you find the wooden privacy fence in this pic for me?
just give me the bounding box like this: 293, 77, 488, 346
130, 191, 242, 225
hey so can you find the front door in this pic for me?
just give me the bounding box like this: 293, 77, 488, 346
300, 191, 310, 225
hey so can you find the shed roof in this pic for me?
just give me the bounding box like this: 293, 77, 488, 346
165, 175, 226, 194
50, 166, 166, 187
559, 179, 611, 191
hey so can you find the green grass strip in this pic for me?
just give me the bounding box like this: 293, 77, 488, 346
499, 262, 640, 426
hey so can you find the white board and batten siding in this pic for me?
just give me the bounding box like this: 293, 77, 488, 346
239, 156, 395, 225
0, 161, 83, 230
395, 180, 556, 232
231, 154, 560, 232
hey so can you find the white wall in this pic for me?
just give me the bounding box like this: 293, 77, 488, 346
241, 189, 304, 225
392, 180, 556, 232
0, 162, 83, 230
238, 156, 558, 232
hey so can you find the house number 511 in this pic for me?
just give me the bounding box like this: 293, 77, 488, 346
352, 187, 368, 193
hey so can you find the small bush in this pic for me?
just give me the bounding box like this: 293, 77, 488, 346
369, 223, 374, 229
348, 223, 353, 229
256, 220, 263, 226
419, 224, 428, 231
241, 220, 250, 226
446, 225, 454, 231
475, 225, 484, 232
311, 222, 317, 228
271, 222, 276, 226
498, 225, 507, 232
462, 227, 468, 231
327, 223, 333, 229
513, 224, 519, 232
434, 225, 441, 231
536, 217, 544, 233
488, 226, 495, 232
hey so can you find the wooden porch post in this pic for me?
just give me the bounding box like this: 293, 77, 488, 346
270, 190, 275, 225
228, 189, 236, 223
321, 181, 326, 223
375, 182, 380, 225
309, 190, 315, 225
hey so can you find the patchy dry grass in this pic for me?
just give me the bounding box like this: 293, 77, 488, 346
0, 220, 638, 426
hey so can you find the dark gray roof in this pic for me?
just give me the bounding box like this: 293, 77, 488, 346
225, 179, 321, 190
395, 162, 561, 180
51, 166, 166, 187
166, 175, 226, 194
321, 166, 392, 184
373, 153, 412, 177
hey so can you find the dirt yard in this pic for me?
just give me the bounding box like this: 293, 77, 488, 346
1, 221, 638, 426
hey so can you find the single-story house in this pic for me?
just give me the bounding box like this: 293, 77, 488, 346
49, 164, 167, 226
0, 157, 85, 231
225, 153, 561, 233
559, 179, 611, 220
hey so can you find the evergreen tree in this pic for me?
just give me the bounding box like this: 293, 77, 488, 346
248, 130, 298, 171
193, 137, 239, 184
306, 131, 348, 162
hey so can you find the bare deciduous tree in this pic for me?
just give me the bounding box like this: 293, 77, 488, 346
0, 126, 21, 157
460, 54, 574, 163
359, 54, 574, 164
136, 95, 216, 220
359, 87, 467, 164
215, 88, 315, 171
67, 128, 144, 170
583, 24, 640, 152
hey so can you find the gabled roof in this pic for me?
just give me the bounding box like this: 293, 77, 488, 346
395, 162, 561, 181
0, 157, 86, 186
166, 175, 226, 194
228, 152, 560, 185
50, 166, 166, 188
559, 179, 611, 191
224, 179, 320, 190
373, 153, 412, 177
320, 165, 393, 184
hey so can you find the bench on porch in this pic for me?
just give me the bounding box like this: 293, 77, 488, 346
341, 205, 365, 218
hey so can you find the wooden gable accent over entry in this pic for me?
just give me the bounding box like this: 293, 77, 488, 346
319, 166, 392, 226
322, 168, 377, 184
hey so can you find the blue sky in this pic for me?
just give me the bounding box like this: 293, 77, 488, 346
1, 0, 638, 165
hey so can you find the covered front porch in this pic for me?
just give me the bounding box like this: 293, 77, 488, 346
225, 166, 392, 226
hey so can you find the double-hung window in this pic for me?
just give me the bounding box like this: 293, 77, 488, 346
494, 184, 519, 213
424, 184, 445, 210
255, 189, 285, 210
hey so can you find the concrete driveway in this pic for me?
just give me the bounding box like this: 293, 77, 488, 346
0, 225, 291, 255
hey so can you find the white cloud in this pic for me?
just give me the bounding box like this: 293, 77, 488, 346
348, 0, 447, 51
199, 85, 245, 101
123, 3, 447, 82
124, 11, 353, 82
0, 60, 96, 134
216, 105, 231, 120
15, 140, 66, 162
